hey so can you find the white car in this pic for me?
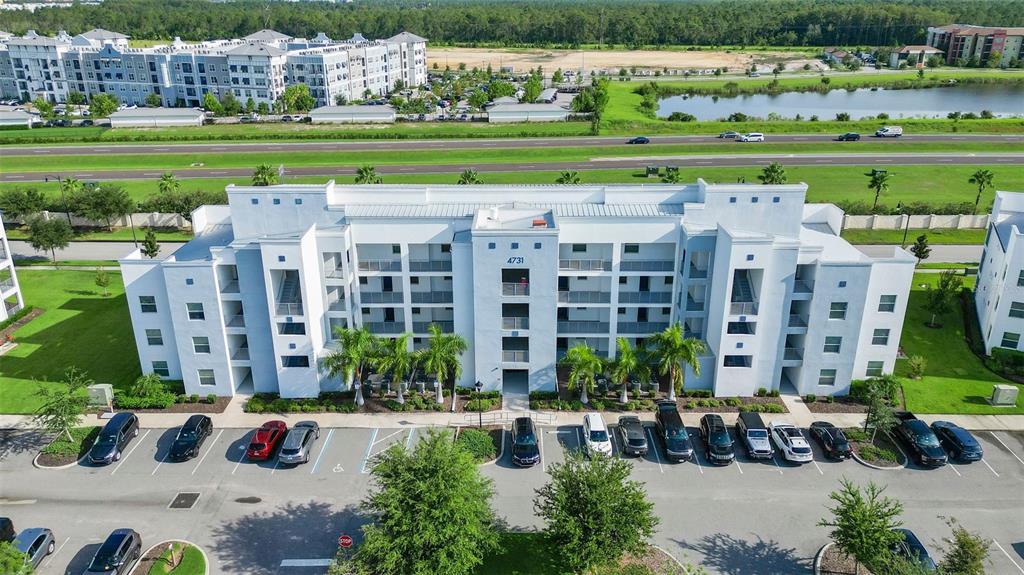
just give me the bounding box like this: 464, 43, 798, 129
582, 412, 613, 457
769, 421, 813, 463
740, 132, 765, 142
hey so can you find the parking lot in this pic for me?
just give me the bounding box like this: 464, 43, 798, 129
2, 420, 1024, 574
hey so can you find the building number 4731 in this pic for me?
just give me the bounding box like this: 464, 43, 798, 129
506, 257, 525, 265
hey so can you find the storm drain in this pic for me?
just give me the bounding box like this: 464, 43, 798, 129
168, 492, 201, 510
235, 496, 261, 504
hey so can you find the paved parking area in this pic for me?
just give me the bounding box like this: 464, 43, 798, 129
2, 422, 1024, 574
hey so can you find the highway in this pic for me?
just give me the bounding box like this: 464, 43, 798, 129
2, 133, 1023, 156
2, 152, 1022, 182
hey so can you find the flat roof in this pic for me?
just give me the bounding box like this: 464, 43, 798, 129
172, 224, 234, 262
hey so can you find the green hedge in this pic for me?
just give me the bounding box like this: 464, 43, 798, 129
456, 428, 497, 462
383, 394, 443, 412
0, 306, 35, 332
113, 391, 177, 409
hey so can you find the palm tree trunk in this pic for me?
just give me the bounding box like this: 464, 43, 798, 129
580, 385, 588, 405
435, 378, 444, 405
619, 380, 629, 404
353, 367, 365, 407
667, 367, 677, 401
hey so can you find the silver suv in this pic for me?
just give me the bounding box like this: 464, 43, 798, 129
278, 421, 320, 465
736, 411, 774, 459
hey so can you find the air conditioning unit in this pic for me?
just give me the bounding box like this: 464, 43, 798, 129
990, 384, 1019, 407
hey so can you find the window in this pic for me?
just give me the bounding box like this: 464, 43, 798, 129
823, 336, 842, 353
729, 197, 737, 203
1018, 270, 1024, 287
152, 361, 170, 377
193, 336, 211, 354
534, 242, 542, 250
624, 244, 639, 254
295, 198, 303, 205
145, 329, 163, 346
392, 245, 401, 254
277, 322, 306, 335
866, 361, 884, 377
1010, 302, 1024, 319
139, 295, 157, 313
359, 277, 368, 285
838, 281, 847, 288
185, 278, 194, 286
872, 329, 890, 346
818, 369, 837, 386
572, 244, 586, 253
723, 355, 752, 368
772, 196, 780, 203
282, 355, 311, 368
250, 197, 259, 205
618, 307, 626, 314
751, 197, 759, 203
1001, 332, 1020, 349
878, 295, 897, 312
664, 276, 673, 285
197, 369, 216, 386
441, 244, 451, 253
619, 276, 628, 284
186, 302, 205, 320
277, 255, 286, 262
746, 254, 754, 261
488, 242, 495, 250
829, 302, 848, 320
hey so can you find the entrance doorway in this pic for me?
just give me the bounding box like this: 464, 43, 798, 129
502, 369, 529, 411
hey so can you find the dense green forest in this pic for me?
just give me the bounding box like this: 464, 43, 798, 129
1, 0, 1022, 47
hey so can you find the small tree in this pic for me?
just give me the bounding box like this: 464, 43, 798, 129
89, 93, 119, 118
910, 234, 930, 264
355, 165, 383, 185
145, 92, 162, 107
201, 92, 224, 116
457, 169, 481, 185
906, 355, 927, 380
69, 184, 133, 230
0, 187, 47, 220
280, 84, 316, 112
534, 451, 658, 573
653, 322, 705, 401
27, 215, 73, 262
924, 270, 963, 327
758, 162, 787, 185
158, 172, 180, 195
251, 164, 278, 186
939, 517, 991, 575
560, 343, 603, 404
0, 541, 29, 575
141, 229, 161, 259
865, 390, 899, 440
867, 170, 892, 211
94, 266, 111, 296
818, 479, 904, 573
661, 169, 681, 184
129, 373, 165, 397
968, 169, 994, 215
33, 97, 56, 121
556, 170, 581, 184
34, 367, 92, 442
67, 91, 87, 106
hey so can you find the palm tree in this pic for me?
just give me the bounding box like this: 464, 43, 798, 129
321, 326, 378, 406
661, 169, 681, 184
866, 170, 892, 211
653, 323, 706, 401
158, 172, 180, 195
559, 343, 603, 404
968, 169, 994, 215
374, 333, 418, 405
610, 337, 646, 404
457, 169, 481, 185
355, 165, 383, 184
251, 164, 278, 186
419, 323, 468, 406
758, 162, 787, 185
555, 170, 581, 184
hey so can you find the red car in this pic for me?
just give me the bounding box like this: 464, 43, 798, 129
246, 420, 287, 460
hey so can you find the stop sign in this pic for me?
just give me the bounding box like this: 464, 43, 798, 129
339, 535, 353, 549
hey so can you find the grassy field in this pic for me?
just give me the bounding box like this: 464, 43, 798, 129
0, 270, 140, 414
15, 259, 118, 268
840, 228, 986, 245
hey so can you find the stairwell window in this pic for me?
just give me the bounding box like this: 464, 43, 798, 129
818, 369, 837, 386
192, 336, 211, 354
139, 296, 157, 313
878, 295, 897, 313
823, 336, 842, 353
186, 303, 205, 320
145, 329, 163, 346
872, 329, 890, 346
1010, 302, 1024, 319
1000, 332, 1020, 350
829, 302, 848, 320
197, 369, 216, 386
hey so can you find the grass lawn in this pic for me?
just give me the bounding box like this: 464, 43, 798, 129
896, 273, 1024, 414
15, 260, 118, 268
840, 228, 986, 245
475, 533, 568, 575
147, 543, 206, 575
915, 261, 977, 269
0, 270, 140, 414
40, 426, 100, 457
4, 226, 193, 243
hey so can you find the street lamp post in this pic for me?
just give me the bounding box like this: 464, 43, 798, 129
475, 381, 483, 428
896, 201, 912, 248
43, 175, 73, 226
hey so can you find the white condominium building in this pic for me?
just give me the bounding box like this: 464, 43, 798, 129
0, 212, 24, 321
975, 191, 1024, 354
120, 180, 914, 399
0, 28, 426, 107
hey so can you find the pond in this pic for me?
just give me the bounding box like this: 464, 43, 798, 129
655, 84, 1024, 120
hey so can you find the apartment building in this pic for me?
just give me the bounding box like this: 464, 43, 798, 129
119, 180, 914, 400
927, 24, 1024, 66
974, 191, 1024, 354
0, 212, 24, 322
0, 28, 427, 107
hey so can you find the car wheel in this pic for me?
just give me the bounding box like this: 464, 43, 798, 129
133, 427, 139, 437
114, 451, 121, 461
48, 541, 55, 554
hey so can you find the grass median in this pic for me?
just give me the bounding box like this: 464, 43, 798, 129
840, 228, 986, 245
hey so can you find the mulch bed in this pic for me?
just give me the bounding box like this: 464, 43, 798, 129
0, 307, 42, 340
847, 431, 906, 467
819, 545, 874, 575
676, 395, 788, 414
806, 397, 869, 414
35, 430, 99, 467
92, 397, 233, 414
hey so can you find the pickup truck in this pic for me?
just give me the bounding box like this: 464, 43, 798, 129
893, 412, 947, 467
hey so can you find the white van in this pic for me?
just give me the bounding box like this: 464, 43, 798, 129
740, 132, 765, 142
582, 413, 613, 457
875, 126, 903, 137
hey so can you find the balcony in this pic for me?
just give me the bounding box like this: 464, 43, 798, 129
558, 291, 611, 304
559, 259, 611, 272
225, 314, 246, 328
325, 268, 345, 279
787, 314, 807, 328
502, 282, 530, 296
794, 279, 815, 294
730, 302, 759, 315
365, 321, 404, 334
220, 280, 240, 294
413, 320, 454, 333
409, 260, 452, 272
502, 317, 530, 330
617, 321, 669, 334
231, 348, 250, 361
689, 265, 709, 279
618, 291, 672, 304
276, 302, 304, 316
686, 296, 705, 312
328, 299, 346, 312
360, 291, 404, 304
0, 278, 16, 292
4, 301, 21, 315
411, 291, 454, 304
557, 321, 609, 334
620, 260, 674, 272
502, 350, 529, 362
784, 348, 803, 361
357, 259, 402, 272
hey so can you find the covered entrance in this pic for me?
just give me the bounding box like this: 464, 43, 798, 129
502, 369, 529, 411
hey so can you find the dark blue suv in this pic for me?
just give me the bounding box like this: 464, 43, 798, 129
88, 413, 139, 465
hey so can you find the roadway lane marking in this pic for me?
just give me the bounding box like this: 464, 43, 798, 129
280, 559, 333, 567
33, 149, 48, 153
980, 458, 999, 477
192, 429, 223, 475
76, 173, 93, 177
210, 171, 228, 175
646, 428, 664, 473
6, 175, 23, 179
989, 432, 1024, 466
42, 536, 70, 569
310, 428, 334, 474
993, 540, 1024, 574
360, 428, 379, 474
110, 429, 151, 475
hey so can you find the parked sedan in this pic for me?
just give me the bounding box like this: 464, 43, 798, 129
169, 414, 213, 461
12, 528, 55, 571
835, 132, 861, 141
88, 412, 139, 465
931, 421, 983, 462
718, 131, 740, 139
769, 421, 813, 464
809, 421, 852, 460
511, 417, 541, 467
85, 529, 141, 575
617, 416, 649, 456
890, 529, 938, 572
627, 136, 650, 144
246, 420, 287, 461
278, 421, 321, 465
894, 412, 947, 467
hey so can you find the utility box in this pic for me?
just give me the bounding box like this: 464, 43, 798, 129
645, 166, 659, 177
88, 384, 113, 407
990, 384, 1019, 406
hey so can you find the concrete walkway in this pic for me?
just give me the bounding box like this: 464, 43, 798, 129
9, 240, 187, 261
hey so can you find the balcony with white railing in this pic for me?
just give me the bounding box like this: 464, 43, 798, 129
502, 350, 529, 363
275, 302, 304, 316
502, 317, 530, 330
365, 321, 405, 334
559, 259, 612, 272
502, 282, 530, 296
411, 291, 454, 304
413, 320, 454, 333
617, 321, 669, 334
225, 314, 246, 328
325, 267, 346, 279
618, 291, 672, 304
232, 347, 250, 361
783, 348, 803, 362
686, 296, 705, 312
793, 279, 815, 294
557, 321, 610, 334
357, 259, 402, 272
4, 301, 22, 315
730, 302, 759, 315
0, 278, 16, 292
328, 298, 346, 312
219, 280, 240, 294
620, 260, 675, 272
558, 291, 611, 304
408, 260, 453, 272
689, 264, 709, 279
360, 291, 404, 304
787, 314, 808, 328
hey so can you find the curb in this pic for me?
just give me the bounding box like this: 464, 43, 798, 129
32, 451, 89, 470
129, 540, 210, 575
478, 425, 507, 467
851, 433, 908, 471
651, 544, 687, 570
813, 542, 832, 575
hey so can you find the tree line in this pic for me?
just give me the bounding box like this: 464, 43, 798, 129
2, 0, 1023, 48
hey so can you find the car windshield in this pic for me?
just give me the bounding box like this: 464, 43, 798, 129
589, 430, 609, 442
627, 438, 647, 447
281, 448, 299, 455
783, 428, 802, 438
88, 540, 122, 572
178, 430, 196, 440
95, 435, 117, 445
515, 433, 536, 446
748, 430, 768, 439
666, 427, 687, 440
918, 434, 941, 448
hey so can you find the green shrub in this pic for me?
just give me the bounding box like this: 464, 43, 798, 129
805, 394, 817, 403
40, 426, 100, 457
466, 397, 500, 411
685, 401, 697, 409
176, 394, 188, 404
844, 428, 868, 442
756, 387, 768, 397
0, 305, 35, 331
205, 393, 218, 404
859, 445, 899, 463
190, 393, 200, 403
456, 428, 497, 462
529, 391, 559, 400
768, 389, 780, 397
590, 400, 606, 410
725, 397, 742, 407
826, 395, 835, 404
113, 391, 177, 409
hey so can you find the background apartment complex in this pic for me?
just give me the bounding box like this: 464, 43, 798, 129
927, 24, 1024, 66
120, 181, 913, 401
0, 28, 426, 107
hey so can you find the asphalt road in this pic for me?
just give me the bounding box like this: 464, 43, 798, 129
3, 133, 1023, 156
3, 152, 1022, 183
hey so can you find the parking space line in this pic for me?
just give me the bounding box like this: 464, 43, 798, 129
110, 429, 151, 475
373, 429, 404, 446
405, 427, 416, 449
192, 429, 223, 475
734, 458, 743, 474
360, 428, 379, 474
989, 432, 1024, 466
771, 453, 785, 475
42, 536, 70, 569
993, 540, 1024, 574
310, 428, 334, 474
539, 428, 547, 472
692, 446, 704, 475
270, 456, 282, 475
980, 458, 1000, 478
811, 459, 824, 475
947, 462, 962, 477
645, 428, 663, 473
151, 449, 170, 476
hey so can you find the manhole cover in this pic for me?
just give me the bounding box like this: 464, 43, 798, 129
235, 496, 261, 504
168, 492, 201, 509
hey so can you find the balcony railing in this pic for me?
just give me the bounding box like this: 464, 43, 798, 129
617, 321, 669, 334
413, 320, 454, 333
365, 321, 405, 334
557, 321, 610, 334
409, 260, 453, 272
4, 301, 22, 315
0, 278, 16, 292
360, 291, 404, 304
558, 291, 611, 304
784, 348, 803, 361
686, 297, 705, 312
620, 260, 674, 272
328, 299, 346, 312
231, 348, 250, 360
357, 259, 402, 272
411, 291, 453, 304
325, 268, 345, 279
219, 280, 240, 294
729, 302, 759, 315
502, 350, 529, 362
689, 265, 709, 279
502, 283, 530, 296
502, 317, 530, 330
794, 279, 815, 294
225, 314, 246, 328
559, 259, 611, 272
276, 302, 304, 316
618, 291, 672, 304
787, 314, 807, 328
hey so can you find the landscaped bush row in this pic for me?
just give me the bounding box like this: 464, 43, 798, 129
0, 306, 36, 332
990, 347, 1024, 376
114, 391, 178, 409
858, 444, 900, 464
40, 426, 99, 457
529, 398, 660, 412
456, 428, 497, 463
835, 200, 977, 216
244, 393, 360, 413
754, 388, 782, 397
465, 397, 500, 411
383, 394, 443, 412
736, 403, 787, 413
804, 394, 836, 404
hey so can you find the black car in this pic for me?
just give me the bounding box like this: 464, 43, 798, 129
627, 136, 650, 144
169, 414, 213, 461
511, 417, 541, 467
894, 412, 947, 467
699, 414, 735, 465
808, 421, 852, 460
930, 421, 983, 462
655, 400, 694, 462
890, 529, 938, 572
836, 132, 861, 141
88, 413, 139, 465
617, 415, 649, 456
86, 529, 142, 575
0, 517, 14, 542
